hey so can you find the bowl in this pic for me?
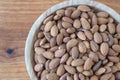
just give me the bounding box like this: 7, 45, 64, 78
25, 0, 120, 80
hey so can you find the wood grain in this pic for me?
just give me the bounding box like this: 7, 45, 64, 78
0, 0, 120, 80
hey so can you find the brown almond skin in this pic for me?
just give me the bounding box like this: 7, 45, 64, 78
46, 73, 59, 80
116, 23, 120, 33
71, 59, 84, 66
77, 32, 86, 40
71, 10, 81, 19
60, 53, 69, 64
50, 38, 56, 47
91, 25, 99, 33
90, 41, 99, 52
73, 19, 81, 29
62, 21, 72, 29
34, 63, 44, 72
49, 58, 60, 69
84, 30, 93, 40
100, 73, 112, 80
90, 75, 99, 80
99, 24, 107, 32
44, 21, 53, 32
89, 51, 99, 62
67, 76, 73, 80
64, 65, 76, 74
62, 17, 73, 23
55, 49, 66, 57
79, 73, 85, 80
92, 14, 97, 25
79, 42, 87, 53
112, 45, 120, 52
98, 17, 108, 24
100, 43, 109, 56
66, 39, 78, 51
42, 51, 54, 59
95, 67, 106, 75
94, 32, 102, 44
84, 58, 94, 70
97, 12, 109, 18
108, 56, 119, 63
78, 5, 91, 12
51, 25, 58, 37
71, 47, 79, 59
56, 34, 64, 45
101, 33, 109, 42
35, 47, 45, 55
57, 64, 65, 76
108, 23, 115, 34
81, 17, 91, 29
67, 27, 76, 33
65, 9, 73, 17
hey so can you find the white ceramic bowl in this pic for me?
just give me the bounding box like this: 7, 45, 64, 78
25, 0, 120, 80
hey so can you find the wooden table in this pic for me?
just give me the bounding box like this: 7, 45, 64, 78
0, 0, 120, 80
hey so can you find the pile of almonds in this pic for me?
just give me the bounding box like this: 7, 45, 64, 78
34, 5, 120, 80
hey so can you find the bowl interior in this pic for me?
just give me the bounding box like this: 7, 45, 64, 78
25, 0, 120, 80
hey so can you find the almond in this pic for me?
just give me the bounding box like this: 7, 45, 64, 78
81, 12, 89, 19
94, 32, 102, 43
112, 44, 120, 52
67, 76, 73, 80
55, 49, 66, 57
108, 56, 119, 63
89, 51, 99, 62
57, 64, 65, 76
50, 38, 56, 47
97, 12, 109, 18
51, 25, 58, 37
44, 21, 53, 32
71, 59, 84, 66
77, 32, 86, 40
116, 23, 120, 33
92, 14, 97, 25
47, 73, 59, 80
49, 58, 60, 69
60, 53, 69, 64
35, 47, 45, 55
66, 57, 73, 65
100, 43, 109, 56
84, 30, 93, 40
66, 39, 78, 51
78, 42, 87, 53
95, 67, 106, 75
34, 63, 44, 72
81, 17, 91, 29
101, 33, 109, 42
100, 73, 112, 80
42, 51, 54, 59
76, 66, 84, 73
62, 17, 73, 23
90, 41, 99, 52
100, 24, 107, 32
90, 75, 99, 80
64, 65, 76, 74
56, 34, 63, 45
91, 25, 99, 33
65, 9, 73, 17
71, 10, 81, 19
108, 23, 115, 34
73, 19, 81, 28
66, 27, 76, 33
62, 22, 72, 29
84, 58, 94, 70
71, 47, 79, 59
98, 17, 108, 24
78, 5, 91, 12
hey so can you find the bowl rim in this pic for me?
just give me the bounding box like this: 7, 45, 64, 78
25, 0, 120, 80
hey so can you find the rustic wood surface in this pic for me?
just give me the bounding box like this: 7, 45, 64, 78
0, 0, 120, 80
